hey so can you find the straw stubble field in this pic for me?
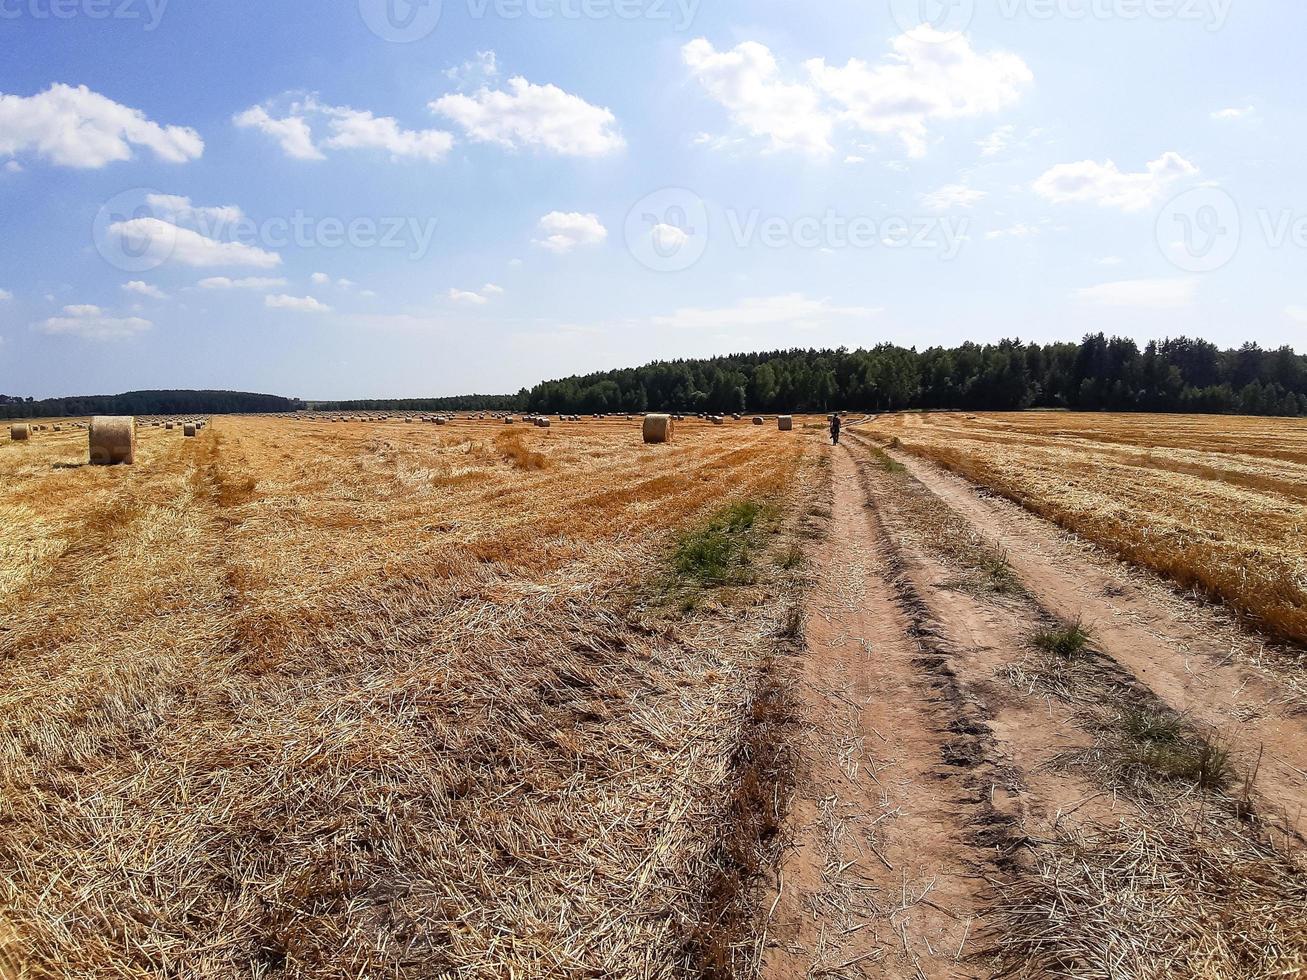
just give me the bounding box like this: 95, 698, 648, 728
3, 410, 1307, 979
0, 416, 813, 978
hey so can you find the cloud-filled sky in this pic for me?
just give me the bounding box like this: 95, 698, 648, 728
0, 0, 1302, 399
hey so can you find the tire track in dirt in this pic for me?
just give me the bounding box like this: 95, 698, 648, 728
884, 444, 1307, 831
763, 445, 1005, 980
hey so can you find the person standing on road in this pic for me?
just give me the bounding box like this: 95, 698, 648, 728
830, 414, 841, 445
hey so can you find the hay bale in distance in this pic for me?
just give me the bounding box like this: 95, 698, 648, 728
10, 424, 30, 441
778, 416, 793, 431
184, 423, 197, 437
753, 417, 765, 425
89, 416, 136, 466
643, 414, 673, 444
165, 421, 175, 430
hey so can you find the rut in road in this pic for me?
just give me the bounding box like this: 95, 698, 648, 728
879, 441, 1307, 831
763, 444, 1012, 980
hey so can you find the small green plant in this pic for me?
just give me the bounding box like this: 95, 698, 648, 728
670, 499, 776, 586
869, 447, 906, 474
776, 542, 805, 570
1119, 706, 1182, 745
1034, 618, 1092, 658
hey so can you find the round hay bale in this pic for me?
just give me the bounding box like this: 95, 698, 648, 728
89, 416, 136, 466
184, 423, 197, 437
504, 416, 515, 424
165, 421, 175, 430
643, 413, 673, 444
436, 417, 448, 425
753, 416, 765, 425
536, 417, 551, 428
778, 415, 793, 431
10, 423, 30, 441
712, 416, 724, 425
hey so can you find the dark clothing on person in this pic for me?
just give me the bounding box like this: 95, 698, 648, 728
830, 416, 841, 445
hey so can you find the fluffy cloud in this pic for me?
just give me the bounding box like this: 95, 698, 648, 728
682, 39, 833, 155
107, 217, 281, 268
1212, 105, 1255, 121
1033, 153, 1198, 212
533, 212, 608, 253
448, 288, 488, 305
232, 105, 322, 160
265, 294, 331, 312
807, 31, 1032, 158
431, 78, 624, 156
197, 276, 287, 290
650, 293, 882, 331
1075, 278, 1197, 310
685, 30, 1032, 158
236, 97, 453, 163
122, 280, 166, 299
0, 83, 202, 168
0, 288, 11, 301
147, 193, 243, 228
921, 183, 986, 210
38, 304, 152, 339
447, 283, 503, 304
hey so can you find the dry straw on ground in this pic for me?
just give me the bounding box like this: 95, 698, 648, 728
0, 415, 807, 978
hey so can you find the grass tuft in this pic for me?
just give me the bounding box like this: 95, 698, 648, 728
1034, 617, 1092, 658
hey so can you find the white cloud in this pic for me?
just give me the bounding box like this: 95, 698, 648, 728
108, 217, 281, 269
1097, 256, 1125, 266
682, 39, 834, 155
533, 211, 607, 253
3, 160, 21, 173
265, 294, 331, 313
921, 182, 986, 210
481, 282, 504, 295
685, 31, 1030, 159
1033, 153, 1198, 212
146, 193, 243, 227
978, 125, 1015, 157
650, 293, 882, 331
985, 223, 1040, 240
197, 276, 287, 290
310, 272, 330, 285
236, 97, 453, 163
0, 83, 203, 168
448, 288, 489, 305
38, 304, 151, 339
233, 105, 323, 160
445, 51, 500, 90
807, 30, 1032, 158
0, 288, 11, 301
431, 77, 624, 156
1075, 278, 1197, 310
1212, 105, 1255, 121
122, 280, 166, 299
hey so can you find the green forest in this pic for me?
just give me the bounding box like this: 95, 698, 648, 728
521, 335, 1307, 417
0, 389, 298, 420
8, 336, 1307, 419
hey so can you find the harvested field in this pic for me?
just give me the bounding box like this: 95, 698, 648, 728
0, 415, 813, 978
867, 412, 1307, 647
3, 411, 1306, 979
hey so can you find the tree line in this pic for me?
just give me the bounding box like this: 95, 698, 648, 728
520, 336, 1307, 417
0, 389, 298, 419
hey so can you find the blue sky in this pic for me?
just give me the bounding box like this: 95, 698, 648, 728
1, 0, 1303, 399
